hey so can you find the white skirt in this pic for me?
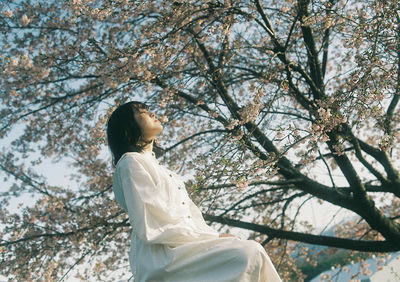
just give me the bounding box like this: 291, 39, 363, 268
130, 234, 282, 282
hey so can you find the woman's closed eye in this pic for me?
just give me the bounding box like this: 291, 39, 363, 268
140, 109, 154, 117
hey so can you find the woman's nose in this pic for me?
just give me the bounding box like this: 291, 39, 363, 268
150, 112, 155, 118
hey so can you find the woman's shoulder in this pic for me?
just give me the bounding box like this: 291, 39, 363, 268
116, 152, 147, 168
115, 151, 161, 185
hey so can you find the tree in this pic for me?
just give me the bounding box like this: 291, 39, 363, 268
0, 0, 399, 280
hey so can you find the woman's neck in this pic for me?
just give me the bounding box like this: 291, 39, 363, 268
141, 140, 154, 152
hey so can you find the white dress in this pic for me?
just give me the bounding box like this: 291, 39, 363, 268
112, 150, 281, 282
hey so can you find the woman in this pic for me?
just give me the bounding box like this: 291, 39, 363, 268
107, 101, 281, 282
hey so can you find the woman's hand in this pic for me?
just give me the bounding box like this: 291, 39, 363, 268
219, 233, 239, 239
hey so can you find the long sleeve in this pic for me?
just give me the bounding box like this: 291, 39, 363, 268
188, 197, 221, 235
116, 153, 218, 247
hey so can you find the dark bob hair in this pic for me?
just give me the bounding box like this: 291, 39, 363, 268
106, 101, 162, 165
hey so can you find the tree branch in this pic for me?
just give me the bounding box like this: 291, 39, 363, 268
297, 0, 324, 94
321, 0, 336, 80
204, 214, 400, 252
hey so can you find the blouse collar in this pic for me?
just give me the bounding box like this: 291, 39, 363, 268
140, 150, 158, 162
116, 150, 158, 167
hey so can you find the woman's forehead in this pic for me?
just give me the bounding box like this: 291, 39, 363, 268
132, 103, 149, 111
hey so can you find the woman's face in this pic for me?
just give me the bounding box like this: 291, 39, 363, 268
134, 108, 163, 140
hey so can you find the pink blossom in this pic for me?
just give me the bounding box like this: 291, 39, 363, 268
3, 9, 13, 18
20, 54, 33, 69
39, 68, 50, 79
159, 115, 168, 123
317, 107, 331, 121
20, 14, 30, 26
10, 57, 19, 67
236, 179, 248, 191
226, 119, 239, 130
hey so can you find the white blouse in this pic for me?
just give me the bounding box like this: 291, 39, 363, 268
113, 150, 281, 282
